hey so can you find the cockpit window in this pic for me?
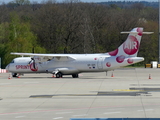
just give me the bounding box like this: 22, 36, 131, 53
10, 60, 14, 63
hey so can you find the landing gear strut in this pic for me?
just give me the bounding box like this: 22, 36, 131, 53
55, 72, 63, 78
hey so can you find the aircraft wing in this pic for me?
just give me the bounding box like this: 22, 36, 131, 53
11, 52, 76, 62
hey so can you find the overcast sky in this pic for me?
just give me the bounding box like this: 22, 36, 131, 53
0, 0, 158, 4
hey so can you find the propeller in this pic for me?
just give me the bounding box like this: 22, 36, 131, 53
28, 58, 36, 69
28, 47, 36, 69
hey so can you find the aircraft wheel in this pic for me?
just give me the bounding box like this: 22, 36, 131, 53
12, 73, 17, 77
72, 74, 79, 78
56, 72, 63, 78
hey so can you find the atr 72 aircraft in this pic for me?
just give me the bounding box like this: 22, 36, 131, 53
6, 27, 153, 78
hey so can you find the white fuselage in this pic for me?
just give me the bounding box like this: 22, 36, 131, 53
6, 54, 144, 75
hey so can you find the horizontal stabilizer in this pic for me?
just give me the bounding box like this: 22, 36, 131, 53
121, 32, 154, 34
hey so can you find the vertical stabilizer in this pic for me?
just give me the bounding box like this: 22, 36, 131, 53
108, 27, 144, 57
104, 27, 153, 68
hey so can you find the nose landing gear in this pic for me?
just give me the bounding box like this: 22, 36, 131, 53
12, 73, 17, 77
52, 71, 79, 78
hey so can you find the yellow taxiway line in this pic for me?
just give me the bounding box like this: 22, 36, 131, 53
113, 89, 143, 92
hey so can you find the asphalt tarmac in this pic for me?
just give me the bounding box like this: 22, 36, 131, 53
0, 68, 160, 120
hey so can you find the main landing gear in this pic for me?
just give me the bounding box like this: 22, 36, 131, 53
72, 74, 79, 78
53, 72, 79, 78
55, 72, 63, 78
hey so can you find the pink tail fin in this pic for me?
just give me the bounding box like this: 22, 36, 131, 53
108, 27, 153, 57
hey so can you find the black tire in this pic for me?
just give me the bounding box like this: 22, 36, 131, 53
72, 74, 79, 78
12, 73, 17, 77
56, 72, 63, 78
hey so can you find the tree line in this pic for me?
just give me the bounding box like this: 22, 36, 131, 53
0, 0, 158, 68
100, 1, 159, 8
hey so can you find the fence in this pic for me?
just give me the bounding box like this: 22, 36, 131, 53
0, 69, 8, 73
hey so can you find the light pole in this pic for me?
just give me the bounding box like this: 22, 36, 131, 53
159, 0, 160, 63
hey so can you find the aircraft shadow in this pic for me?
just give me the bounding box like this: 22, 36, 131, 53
29, 89, 154, 98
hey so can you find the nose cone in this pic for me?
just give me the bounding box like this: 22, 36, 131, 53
5, 64, 10, 71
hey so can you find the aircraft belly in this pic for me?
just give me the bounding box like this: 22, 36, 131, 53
59, 68, 79, 74
74, 58, 101, 72
46, 61, 79, 74
47, 59, 101, 74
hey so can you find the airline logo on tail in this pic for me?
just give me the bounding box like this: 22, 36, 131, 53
123, 35, 139, 55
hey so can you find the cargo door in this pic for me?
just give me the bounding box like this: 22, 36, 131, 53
97, 57, 103, 69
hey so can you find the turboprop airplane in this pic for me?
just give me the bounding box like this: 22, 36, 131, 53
5, 27, 153, 78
